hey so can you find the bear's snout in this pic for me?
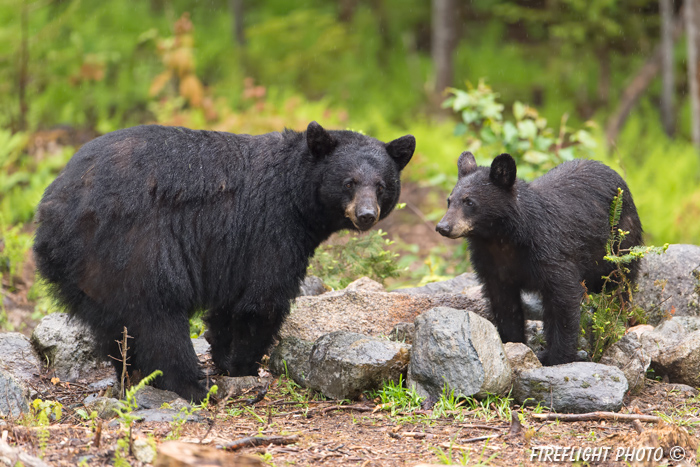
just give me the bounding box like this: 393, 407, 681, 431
436, 220, 452, 237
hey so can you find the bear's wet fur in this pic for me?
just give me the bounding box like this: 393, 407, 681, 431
436, 152, 642, 365
34, 122, 415, 401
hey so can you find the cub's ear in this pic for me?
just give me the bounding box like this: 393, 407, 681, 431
385, 135, 415, 171
306, 121, 337, 158
457, 151, 477, 179
489, 153, 517, 189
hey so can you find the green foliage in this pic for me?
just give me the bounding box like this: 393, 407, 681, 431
443, 81, 597, 180
432, 437, 498, 466
26, 399, 63, 458
370, 375, 423, 417
165, 384, 217, 440
597, 105, 700, 245
580, 189, 668, 361
113, 370, 163, 466
308, 229, 402, 290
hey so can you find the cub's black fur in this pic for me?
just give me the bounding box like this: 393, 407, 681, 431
436, 152, 642, 365
34, 122, 415, 400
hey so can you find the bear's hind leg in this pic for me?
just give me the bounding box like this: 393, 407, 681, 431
128, 311, 207, 402
206, 297, 288, 377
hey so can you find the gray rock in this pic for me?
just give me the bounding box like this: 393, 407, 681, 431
666, 383, 700, 396
513, 362, 628, 413
269, 337, 314, 387
387, 322, 415, 344
395, 274, 544, 320
345, 277, 385, 292
306, 332, 410, 400
0, 440, 51, 467
133, 385, 186, 410
191, 336, 210, 356
600, 332, 651, 394
0, 332, 41, 382
282, 288, 491, 343
133, 408, 203, 423
84, 396, 121, 419
635, 244, 700, 324
670, 316, 700, 333
393, 273, 481, 295
652, 329, 700, 388
88, 377, 116, 392
408, 307, 512, 400
522, 292, 544, 321
640, 319, 687, 361
132, 437, 157, 463
31, 313, 101, 381
0, 369, 30, 417
504, 342, 542, 377
299, 276, 327, 296
213, 375, 269, 399
525, 320, 546, 354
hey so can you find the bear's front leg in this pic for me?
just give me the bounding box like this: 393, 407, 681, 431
205, 297, 288, 377
539, 277, 585, 366
482, 280, 525, 344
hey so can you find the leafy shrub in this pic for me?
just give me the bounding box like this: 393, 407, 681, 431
442, 80, 597, 179
580, 188, 667, 361
307, 229, 402, 290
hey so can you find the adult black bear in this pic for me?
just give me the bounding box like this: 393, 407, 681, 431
34, 122, 415, 401
436, 152, 642, 365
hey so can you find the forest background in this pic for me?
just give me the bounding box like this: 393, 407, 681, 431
1, 0, 699, 330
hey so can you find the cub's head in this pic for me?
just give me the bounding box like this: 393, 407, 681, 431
306, 121, 415, 231
436, 152, 518, 239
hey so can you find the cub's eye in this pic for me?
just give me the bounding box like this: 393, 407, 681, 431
344, 180, 355, 189
447, 197, 451, 207
464, 197, 474, 207
377, 185, 385, 194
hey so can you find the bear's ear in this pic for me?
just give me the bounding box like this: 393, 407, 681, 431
385, 135, 415, 171
306, 121, 337, 159
489, 153, 517, 189
457, 151, 477, 179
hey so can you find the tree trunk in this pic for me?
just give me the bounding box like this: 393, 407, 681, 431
687, 0, 700, 146
660, 0, 675, 136
230, 0, 245, 46
606, 8, 684, 144
432, 0, 457, 96
597, 48, 611, 105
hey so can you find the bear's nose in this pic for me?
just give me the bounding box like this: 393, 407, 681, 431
356, 208, 377, 230
435, 221, 451, 237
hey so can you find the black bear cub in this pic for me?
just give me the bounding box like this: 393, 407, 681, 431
436, 152, 642, 365
34, 122, 415, 401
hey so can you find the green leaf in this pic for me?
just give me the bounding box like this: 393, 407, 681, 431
517, 119, 538, 140
503, 121, 518, 144
523, 150, 551, 165
513, 101, 526, 121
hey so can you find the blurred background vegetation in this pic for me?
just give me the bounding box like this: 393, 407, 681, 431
1, 0, 699, 332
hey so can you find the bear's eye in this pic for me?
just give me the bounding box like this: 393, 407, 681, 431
446, 197, 451, 207
377, 184, 385, 194
344, 180, 355, 190
464, 197, 474, 207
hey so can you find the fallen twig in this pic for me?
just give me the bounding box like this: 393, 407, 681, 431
531, 412, 663, 423
222, 434, 299, 451
320, 404, 374, 415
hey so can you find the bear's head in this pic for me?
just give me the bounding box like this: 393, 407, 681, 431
307, 121, 415, 232
436, 151, 518, 239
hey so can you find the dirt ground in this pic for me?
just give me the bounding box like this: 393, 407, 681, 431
3, 364, 699, 467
